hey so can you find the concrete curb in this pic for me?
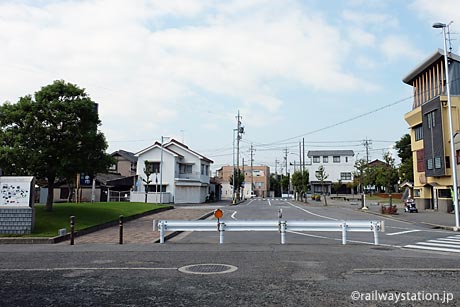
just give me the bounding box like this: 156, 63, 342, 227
153, 210, 214, 243
361, 209, 458, 231
0, 205, 174, 244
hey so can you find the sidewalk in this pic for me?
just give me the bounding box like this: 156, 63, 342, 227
299, 196, 459, 231
66, 207, 213, 244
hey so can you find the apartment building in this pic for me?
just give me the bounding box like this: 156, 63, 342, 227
403, 49, 460, 212
305, 150, 355, 194
217, 165, 270, 199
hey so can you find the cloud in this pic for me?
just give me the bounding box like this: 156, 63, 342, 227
380, 35, 424, 61
0, 0, 378, 152
342, 10, 399, 28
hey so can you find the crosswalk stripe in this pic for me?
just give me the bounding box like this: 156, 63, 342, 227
404, 245, 460, 253
429, 238, 460, 244
427, 239, 460, 245
417, 242, 460, 249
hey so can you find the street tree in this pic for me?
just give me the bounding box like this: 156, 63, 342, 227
229, 168, 245, 201
315, 165, 328, 206
291, 170, 309, 201
280, 174, 290, 196
0, 80, 113, 211
143, 161, 154, 203
333, 180, 343, 196
395, 134, 413, 182
375, 152, 399, 194
270, 174, 281, 197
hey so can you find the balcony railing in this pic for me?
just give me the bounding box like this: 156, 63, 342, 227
175, 171, 209, 182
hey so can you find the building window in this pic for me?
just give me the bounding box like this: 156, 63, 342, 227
109, 163, 117, 172
416, 150, 425, 172
427, 158, 433, 170
340, 172, 352, 180
446, 156, 451, 169
414, 125, 423, 141
313, 156, 320, 163
147, 185, 166, 192
457, 150, 460, 164
333, 156, 340, 163
414, 189, 420, 197
345, 157, 348, 163
148, 162, 160, 173
438, 189, 451, 198
255, 182, 265, 188
179, 164, 193, 174
60, 188, 69, 199
427, 111, 436, 129
435, 157, 442, 169
323, 156, 328, 163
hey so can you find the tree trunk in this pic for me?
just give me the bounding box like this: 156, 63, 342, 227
46, 176, 55, 211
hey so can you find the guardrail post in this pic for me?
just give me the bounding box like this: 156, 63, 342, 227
70, 216, 75, 245
280, 221, 286, 244
373, 222, 379, 245
219, 221, 225, 244
119, 215, 124, 245
159, 221, 165, 244
341, 222, 347, 245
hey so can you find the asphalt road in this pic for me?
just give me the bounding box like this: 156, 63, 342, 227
1, 198, 459, 306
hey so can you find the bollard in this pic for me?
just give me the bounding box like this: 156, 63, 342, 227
341, 222, 348, 245
218, 221, 225, 244
280, 221, 286, 245
119, 215, 124, 245
70, 216, 75, 245
159, 222, 165, 244
373, 222, 379, 245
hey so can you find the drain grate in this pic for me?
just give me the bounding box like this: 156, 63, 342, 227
178, 264, 238, 275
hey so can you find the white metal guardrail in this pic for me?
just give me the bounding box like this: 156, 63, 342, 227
155, 219, 384, 245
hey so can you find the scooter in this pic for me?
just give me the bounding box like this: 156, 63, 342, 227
404, 199, 418, 213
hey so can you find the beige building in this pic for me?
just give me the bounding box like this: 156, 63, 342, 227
217, 165, 270, 199
403, 49, 460, 212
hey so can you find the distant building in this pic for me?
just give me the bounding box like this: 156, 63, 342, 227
109, 150, 138, 177
131, 139, 213, 204
305, 150, 355, 194
217, 165, 270, 199
403, 49, 460, 212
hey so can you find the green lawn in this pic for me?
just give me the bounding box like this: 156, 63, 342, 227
16, 202, 167, 237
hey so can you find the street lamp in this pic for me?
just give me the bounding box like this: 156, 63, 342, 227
433, 22, 460, 229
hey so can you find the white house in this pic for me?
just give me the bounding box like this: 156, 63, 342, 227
130, 139, 213, 204
305, 150, 355, 194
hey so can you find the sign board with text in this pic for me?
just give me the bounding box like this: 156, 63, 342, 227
0, 176, 34, 207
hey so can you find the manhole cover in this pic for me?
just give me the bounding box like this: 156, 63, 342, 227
178, 264, 238, 275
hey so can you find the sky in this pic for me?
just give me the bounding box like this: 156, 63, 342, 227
1, 0, 460, 175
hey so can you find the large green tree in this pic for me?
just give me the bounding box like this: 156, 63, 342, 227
0, 80, 113, 211
395, 133, 413, 182
375, 152, 399, 193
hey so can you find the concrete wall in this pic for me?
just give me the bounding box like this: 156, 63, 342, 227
0, 207, 34, 234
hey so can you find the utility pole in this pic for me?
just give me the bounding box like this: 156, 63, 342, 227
242, 157, 245, 199
275, 159, 279, 175
362, 138, 372, 165
302, 138, 305, 173
250, 143, 255, 195
235, 110, 244, 202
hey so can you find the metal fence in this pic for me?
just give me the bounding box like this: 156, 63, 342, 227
108, 190, 130, 202
156, 219, 384, 245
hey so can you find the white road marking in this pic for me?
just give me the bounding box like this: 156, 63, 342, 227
287, 230, 399, 247
404, 245, 460, 253
386, 229, 421, 236
354, 268, 460, 272
231, 211, 237, 220
0, 267, 178, 272
286, 202, 338, 220
246, 199, 255, 206
268, 199, 272, 206
417, 242, 460, 249
427, 239, 460, 245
